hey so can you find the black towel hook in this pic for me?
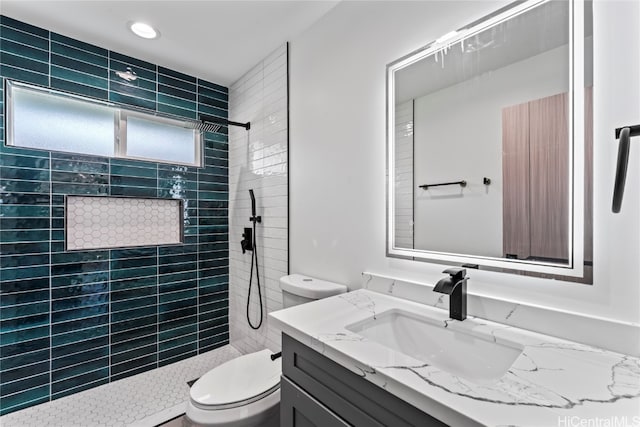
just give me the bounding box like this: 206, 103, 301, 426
612, 125, 640, 213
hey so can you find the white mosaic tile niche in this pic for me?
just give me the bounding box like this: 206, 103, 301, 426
65, 196, 183, 250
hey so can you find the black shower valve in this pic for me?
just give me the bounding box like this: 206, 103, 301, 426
241, 227, 253, 253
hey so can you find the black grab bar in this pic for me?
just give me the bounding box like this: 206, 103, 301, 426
612, 125, 640, 213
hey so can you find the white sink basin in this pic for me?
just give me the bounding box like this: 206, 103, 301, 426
346, 309, 523, 385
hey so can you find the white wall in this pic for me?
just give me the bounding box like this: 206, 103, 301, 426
289, 1, 640, 329
413, 45, 569, 257
229, 44, 288, 354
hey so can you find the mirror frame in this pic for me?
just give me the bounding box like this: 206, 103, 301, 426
386, 0, 588, 279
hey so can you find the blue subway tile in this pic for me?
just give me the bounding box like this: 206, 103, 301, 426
159, 262, 197, 275
1, 16, 49, 38
109, 276, 157, 292
111, 355, 156, 378
51, 172, 109, 186
1, 373, 50, 397
0, 326, 49, 346
110, 315, 156, 335
50, 77, 109, 100
51, 356, 109, 382
158, 66, 196, 84
110, 323, 155, 344
1, 361, 49, 384
111, 343, 156, 365
51, 271, 109, 288
198, 103, 229, 119
52, 347, 108, 372
159, 289, 196, 305
1, 23, 48, 49
51, 368, 109, 395
0, 168, 50, 181
51, 261, 109, 276
1, 252, 49, 268
111, 304, 158, 323
197, 79, 228, 95
110, 266, 157, 281
1, 265, 50, 280
108, 91, 156, 111
51, 251, 108, 264
51, 304, 109, 324
110, 52, 155, 73
111, 333, 156, 355
51, 53, 108, 79
0, 386, 49, 416
0, 336, 49, 358
51, 182, 109, 195
52, 336, 108, 360
1, 52, 48, 74
0, 15, 230, 412
0, 39, 49, 63
0, 64, 48, 86
198, 93, 228, 110
50, 158, 109, 173
158, 324, 196, 342
159, 270, 197, 285
110, 247, 156, 259
50, 42, 108, 67
157, 100, 197, 120
158, 84, 196, 101
109, 165, 157, 178
110, 285, 156, 302
0, 302, 49, 320
51, 293, 109, 312
51, 283, 109, 300
51, 314, 109, 336
52, 325, 109, 347
50, 32, 107, 57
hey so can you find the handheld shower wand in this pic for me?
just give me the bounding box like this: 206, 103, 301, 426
246, 189, 263, 329
249, 189, 261, 223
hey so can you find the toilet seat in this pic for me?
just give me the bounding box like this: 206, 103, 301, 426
190, 349, 282, 411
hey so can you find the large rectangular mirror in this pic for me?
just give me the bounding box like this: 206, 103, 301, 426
387, 0, 593, 282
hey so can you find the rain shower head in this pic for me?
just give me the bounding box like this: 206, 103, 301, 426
185, 120, 222, 133
188, 114, 251, 133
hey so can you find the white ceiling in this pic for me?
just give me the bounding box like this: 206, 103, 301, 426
0, 1, 339, 86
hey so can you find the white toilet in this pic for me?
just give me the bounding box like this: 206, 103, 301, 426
185, 274, 347, 427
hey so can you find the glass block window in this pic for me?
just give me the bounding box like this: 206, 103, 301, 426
66, 196, 183, 250
6, 80, 202, 166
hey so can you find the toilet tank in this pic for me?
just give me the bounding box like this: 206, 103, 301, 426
280, 274, 347, 308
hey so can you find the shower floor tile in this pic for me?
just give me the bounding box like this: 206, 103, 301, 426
0, 345, 242, 427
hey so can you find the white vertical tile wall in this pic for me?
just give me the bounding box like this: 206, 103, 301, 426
394, 101, 414, 249
228, 44, 288, 354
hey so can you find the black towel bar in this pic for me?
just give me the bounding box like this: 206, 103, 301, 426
419, 180, 466, 190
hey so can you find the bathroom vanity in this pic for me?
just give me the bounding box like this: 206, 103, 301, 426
280, 333, 444, 426
270, 290, 640, 426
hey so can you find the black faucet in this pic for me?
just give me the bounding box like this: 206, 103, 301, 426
433, 268, 468, 321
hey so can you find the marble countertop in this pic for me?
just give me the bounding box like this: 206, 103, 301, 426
270, 289, 640, 426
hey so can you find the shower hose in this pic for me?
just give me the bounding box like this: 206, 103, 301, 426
246, 218, 263, 330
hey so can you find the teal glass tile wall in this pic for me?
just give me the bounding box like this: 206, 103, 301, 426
0, 15, 230, 415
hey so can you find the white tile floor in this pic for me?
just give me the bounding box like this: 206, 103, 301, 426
0, 345, 242, 427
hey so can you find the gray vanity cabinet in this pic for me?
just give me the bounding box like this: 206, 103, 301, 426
280, 333, 446, 427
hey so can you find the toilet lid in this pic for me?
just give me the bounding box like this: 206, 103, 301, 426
190, 349, 282, 409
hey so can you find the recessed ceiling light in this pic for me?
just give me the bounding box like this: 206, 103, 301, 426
129, 22, 159, 39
